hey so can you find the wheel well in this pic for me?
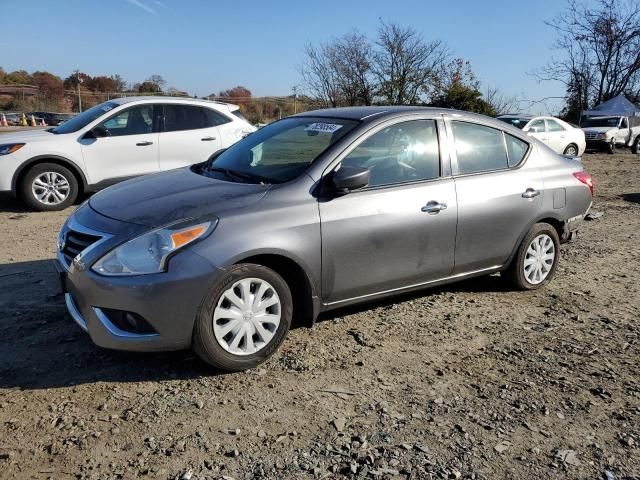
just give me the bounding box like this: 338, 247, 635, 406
537, 217, 565, 241
14, 157, 86, 197
238, 254, 316, 328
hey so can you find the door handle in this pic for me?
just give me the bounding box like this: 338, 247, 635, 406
522, 188, 540, 199
136, 141, 153, 146
201, 136, 217, 141
421, 201, 447, 214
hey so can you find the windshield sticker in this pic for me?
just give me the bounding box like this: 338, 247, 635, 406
101, 105, 113, 112
305, 122, 343, 134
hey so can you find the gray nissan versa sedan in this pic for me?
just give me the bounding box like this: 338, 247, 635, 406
56, 106, 594, 371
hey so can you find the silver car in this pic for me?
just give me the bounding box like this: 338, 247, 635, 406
56, 107, 594, 371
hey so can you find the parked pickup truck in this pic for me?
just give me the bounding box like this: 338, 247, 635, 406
581, 115, 640, 154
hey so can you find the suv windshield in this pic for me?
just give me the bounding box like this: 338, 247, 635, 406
205, 117, 358, 183
497, 117, 531, 129
52, 102, 119, 134
581, 117, 621, 128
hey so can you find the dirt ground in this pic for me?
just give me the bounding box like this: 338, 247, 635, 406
0, 152, 638, 480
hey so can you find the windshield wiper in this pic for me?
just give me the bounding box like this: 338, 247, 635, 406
207, 166, 269, 184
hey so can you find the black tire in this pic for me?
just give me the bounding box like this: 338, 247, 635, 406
563, 144, 579, 156
503, 222, 560, 291
20, 163, 78, 211
193, 263, 293, 371
632, 136, 640, 155
606, 139, 616, 155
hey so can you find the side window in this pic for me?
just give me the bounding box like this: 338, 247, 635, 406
505, 133, 529, 167
341, 120, 440, 187
100, 105, 154, 136
527, 119, 546, 133
163, 105, 207, 132
203, 108, 232, 127
451, 121, 508, 174
547, 119, 566, 132
620, 118, 628, 129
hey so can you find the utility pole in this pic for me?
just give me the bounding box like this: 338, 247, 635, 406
75, 70, 83, 112
292, 86, 298, 114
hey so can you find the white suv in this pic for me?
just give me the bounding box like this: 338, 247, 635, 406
496, 115, 586, 157
0, 96, 256, 211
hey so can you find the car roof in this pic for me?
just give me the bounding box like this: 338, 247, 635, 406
497, 114, 536, 119
108, 95, 239, 110
293, 106, 523, 132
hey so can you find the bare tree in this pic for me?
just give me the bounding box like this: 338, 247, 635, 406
300, 32, 374, 107
373, 20, 449, 105
536, 0, 640, 109
300, 43, 341, 107
484, 86, 519, 115
331, 31, 375, 105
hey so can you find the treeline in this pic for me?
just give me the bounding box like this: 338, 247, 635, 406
299, 20, 517, 116
0, 69, 184, 113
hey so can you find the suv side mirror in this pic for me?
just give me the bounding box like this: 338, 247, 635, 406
332, 165, 370, 192
89, 126, 110, 138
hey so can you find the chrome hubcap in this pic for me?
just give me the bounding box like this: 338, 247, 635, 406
524, 234, 555, 284
566, 145, 577, 155
213, 277, 281, 356
31, 172, 70, 205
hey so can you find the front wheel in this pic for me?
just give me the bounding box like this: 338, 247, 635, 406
193, 263, 293, 371
606, 139, 616, 154
20, 163, 78, 211
632, 136, 640, 154
504, 223, 560, 290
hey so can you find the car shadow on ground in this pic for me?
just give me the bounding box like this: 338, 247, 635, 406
0, 258, 509, 391
0, 194, 30, 214
621, 192, 640, 204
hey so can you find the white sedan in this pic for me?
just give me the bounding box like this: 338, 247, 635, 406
497, 115, 586, 156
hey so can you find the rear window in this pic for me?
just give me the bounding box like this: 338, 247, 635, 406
451, 121, 508, 174
163, 105, 207, 131
497, 117, 530, 129
232, 109, 249, 123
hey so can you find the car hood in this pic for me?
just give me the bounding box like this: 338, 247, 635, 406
0, 129, 58, 143
88, 167, 271, 227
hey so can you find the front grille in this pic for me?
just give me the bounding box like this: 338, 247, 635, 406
61, 230, 102, 267
584, 132, 600, 140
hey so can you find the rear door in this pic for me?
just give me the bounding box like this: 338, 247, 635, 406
79, 103, 160, 184
545, 118, 569, 153
448, 120, 543, 273
158, 104, 223, 171
319, 118, 457, 304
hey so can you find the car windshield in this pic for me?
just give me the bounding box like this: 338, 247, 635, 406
497, 117, 531, 129
51, 101, 119, 134
581, 117, 621, 128
204, 116, 358, 183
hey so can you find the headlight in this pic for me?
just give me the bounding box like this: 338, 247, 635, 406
0, 143, 25, 155
92, 220, 214, 276
597, 133, 607, 139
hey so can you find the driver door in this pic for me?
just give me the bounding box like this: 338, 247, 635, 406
319, 118, 457, 304
80, 104, 160, 185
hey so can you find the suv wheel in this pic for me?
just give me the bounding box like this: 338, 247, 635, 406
504, 222, 560, 290
20, 163, 78, 211
607, 139, 616, 154
632, 136, 640, 154
193, 264, 293, 371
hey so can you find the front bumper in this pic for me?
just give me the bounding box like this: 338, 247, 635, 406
585, 139, 609, 150
57, 210, 224, 352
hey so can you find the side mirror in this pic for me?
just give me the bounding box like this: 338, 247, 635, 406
332, 165, 370, 192
89, 126, 110, 138
526, 126, 539, 134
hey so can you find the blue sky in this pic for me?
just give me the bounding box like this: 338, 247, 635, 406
1, 0, 590, 113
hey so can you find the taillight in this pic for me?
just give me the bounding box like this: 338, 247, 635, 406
573, 171, 594, 196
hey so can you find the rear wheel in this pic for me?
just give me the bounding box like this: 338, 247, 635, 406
193, 263, 293, 371
20, 163, 78, 211
504, 223, 560, 290
632, 136, 640, 154
563, 144, 579, 156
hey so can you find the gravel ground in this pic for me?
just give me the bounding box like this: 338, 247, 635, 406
0, 152, 638, 480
